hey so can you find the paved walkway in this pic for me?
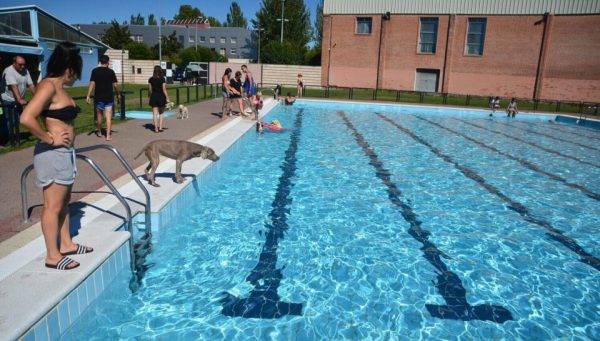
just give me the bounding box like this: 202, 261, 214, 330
0, 98, 226, 246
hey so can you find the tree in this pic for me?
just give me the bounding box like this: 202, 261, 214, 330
261, 41, 305, 65
174, 5, 204, 20
313, 0, 324, 45
130, 13, 145, 25
224, 2, 247, 28
177, 46, 227, 65
127, 41, 154, 59
148, 14, 157, 26
152, 31, 183, 60
101, 20, 131, 49
304, 44, 321, 66
252, 0, 311, 53
207, 16, 222, 27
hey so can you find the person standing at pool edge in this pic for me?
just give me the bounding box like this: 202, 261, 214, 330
222, 68, 233, 119
241, 64, 256, 99
86, 54, 120, 141
20, 41, 93, 270
148, 65, 170, 133
297, 73, 304, 97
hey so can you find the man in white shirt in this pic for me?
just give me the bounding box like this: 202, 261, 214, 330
1, 55, 35, 146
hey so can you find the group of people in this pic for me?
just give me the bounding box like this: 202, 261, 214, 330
221, 65, 263, 120
489, 96, 518, 117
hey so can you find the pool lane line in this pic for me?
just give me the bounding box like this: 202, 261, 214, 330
412, 115, 600, 202
493, 120, 600, 152
451, 118, 600, 169
514, 121, 600, 143
220, 110, 304, 319
377, 113, 600, 272
338, 111, 513, 323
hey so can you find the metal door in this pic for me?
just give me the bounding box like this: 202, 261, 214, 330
415, 69, 439, 92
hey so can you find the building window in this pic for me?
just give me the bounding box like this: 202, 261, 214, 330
200, 36, 205, 43
231, 48, 237, 55
130, 35, 143, 42
356, 17, 372, 34
419, 18, 438, 53
189, 36, 195, 43
209, 36, 215, 43
0, 11, 32, 37
220, 48, 226, 55
230, 37, 237, 44
465, 18, 487, 56
220, 37, 226, 43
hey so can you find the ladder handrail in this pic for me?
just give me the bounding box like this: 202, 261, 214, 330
75, 144, 151, 236
20, 144, 154, 276
76, 154, 136, 275
20, 164, 34, 223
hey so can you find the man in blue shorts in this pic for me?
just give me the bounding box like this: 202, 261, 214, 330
241, 64, 256, 98
86, 55, 120, 140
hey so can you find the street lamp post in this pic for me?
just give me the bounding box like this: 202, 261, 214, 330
157, 0, 162, 63
254, 27, 264, 63
276, 0, 289, 43
195, 17, 200, 51
158, 19, 162, 64
120, 49, 126, 119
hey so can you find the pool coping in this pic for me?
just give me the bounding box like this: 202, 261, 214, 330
0, 99, 278, 341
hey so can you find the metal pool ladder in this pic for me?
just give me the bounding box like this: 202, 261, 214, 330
20, 144, 152, 276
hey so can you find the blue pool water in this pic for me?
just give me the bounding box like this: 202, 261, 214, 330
62, 102, 599, 340
119, 110, 175, 119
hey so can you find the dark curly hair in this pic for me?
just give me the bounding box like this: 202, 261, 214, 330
46, 41, 83, 79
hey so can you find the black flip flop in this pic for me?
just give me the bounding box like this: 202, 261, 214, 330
61, 244, 93, 256
45, 257, 79, 270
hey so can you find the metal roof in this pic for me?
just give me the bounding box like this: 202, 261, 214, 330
0, 4, 109, 49
323, 0, 600, 15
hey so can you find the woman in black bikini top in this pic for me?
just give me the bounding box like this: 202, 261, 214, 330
20, 41, 94, 271
40, 106, 80, 122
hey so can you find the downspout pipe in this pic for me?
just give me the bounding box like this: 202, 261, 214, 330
533, 12, 550, 100
375, 12, 390, 90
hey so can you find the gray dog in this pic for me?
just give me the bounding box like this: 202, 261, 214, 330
135, 140, 219, 187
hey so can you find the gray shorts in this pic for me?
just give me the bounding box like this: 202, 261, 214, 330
33, 142, 77, 188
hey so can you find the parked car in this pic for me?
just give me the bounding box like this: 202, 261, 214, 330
172, 66, 186, 82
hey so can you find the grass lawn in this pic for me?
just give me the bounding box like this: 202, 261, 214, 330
3, 82, 596, 155
1, 83, 221, 154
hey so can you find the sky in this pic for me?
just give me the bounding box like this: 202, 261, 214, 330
2, 0, 322, 27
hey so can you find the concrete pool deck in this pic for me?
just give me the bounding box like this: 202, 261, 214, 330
0, 97, 277, 340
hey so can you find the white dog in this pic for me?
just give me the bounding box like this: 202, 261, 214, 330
177, 104, 189, 119
165, 101, 175, 110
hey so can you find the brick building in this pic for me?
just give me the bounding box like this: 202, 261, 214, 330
321, 0, 600, 102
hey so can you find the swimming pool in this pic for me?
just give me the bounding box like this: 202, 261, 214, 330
62, 101, 599, 339
119, 110, 175, 119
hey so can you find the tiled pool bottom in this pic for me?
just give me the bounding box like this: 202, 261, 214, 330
47, 102, 600, 339
20, 244, 131, 341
